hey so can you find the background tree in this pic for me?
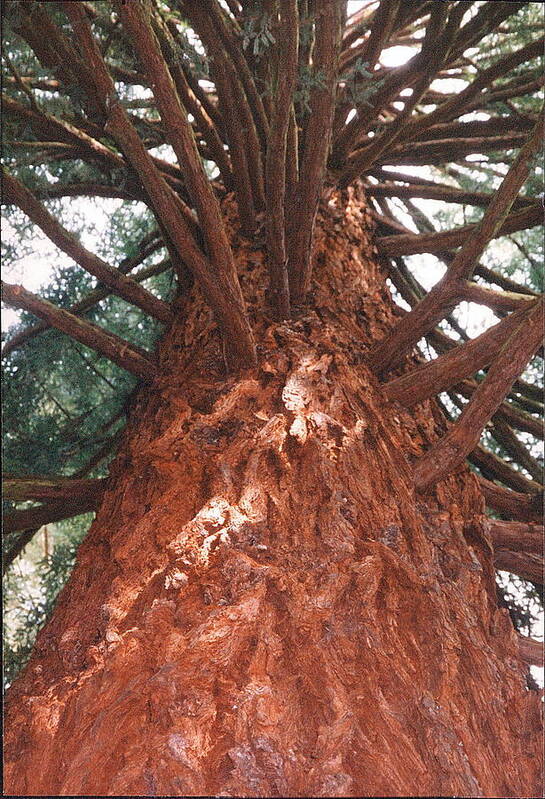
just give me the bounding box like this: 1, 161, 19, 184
2, 1, 543, 796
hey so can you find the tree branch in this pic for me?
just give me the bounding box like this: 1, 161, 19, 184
454, 380, 542, 441
370, 115, 543, 374
151, 14, 233, 189
287, 0, 344, 303
490, 418, 543, 484
2, 281, 157, 382
471, 446, 542, 497
487, 519, 543, 555
264, 0, 298, 319
383, 305, 532, 408
494, 550, 542, 586
3, 494, 102, 535
517, 634, 543, 668
461, 282, 534, 314
478, 477, 543, 524
2, 238, 165, 358
184, 1, 265, 221
413, 298, 544, 491
365, 179, 533, 210
64, 3, 256, 370
376, 204, 541, 258
3, 475, 106, 503
115, 0, 249, 337
3, 169, 173, 325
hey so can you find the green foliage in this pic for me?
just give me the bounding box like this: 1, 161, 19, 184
242, 12, 275, 58
3, 514, 91, 691
294, 66, 327, 115
339, 58, 383, 108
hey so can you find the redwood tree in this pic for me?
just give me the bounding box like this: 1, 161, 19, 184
2, 1, 544, 796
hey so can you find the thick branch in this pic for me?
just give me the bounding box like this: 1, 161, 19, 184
383, 305, 531, 408
461, 283, 534, 314
365, 179, 533, 210
377, 204, 541, 257
116, 0, 247, 328
287, 0, 343, 303
494, 551, 542, 586
487, 519, 543, 555
151, 17, 232, 188
184, 2, 265, 221
265, 0, 298, 319
65, 4, 256, 370
3, 494, 102, 535
2, 240, 165, 358
413, 298, 544, 491
454, 380, 542, 441
517, 634, 544, 668
478, 477, 542, 524
490, 418, 543, 484
471, 447, 542, 497
201, 0, 269, 153
372, 132, 528, 168
3, 475, 106, 503
2, 281, 157, 382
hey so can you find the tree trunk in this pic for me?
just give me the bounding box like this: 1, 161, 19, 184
4, 191, 542, 798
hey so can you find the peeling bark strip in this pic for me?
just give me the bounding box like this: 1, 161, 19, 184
370, 115, 543, 374
487, 519, 543, 555
1, 282, 156, 382
2, 170, 173, 326
414, 298, 544, 491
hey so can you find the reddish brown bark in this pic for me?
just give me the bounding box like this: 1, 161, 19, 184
487, 519, 543, 555
494, 550, 542, 586
517, 635, 544, 668
4, 195, 541, 798
2, 476, 106, 504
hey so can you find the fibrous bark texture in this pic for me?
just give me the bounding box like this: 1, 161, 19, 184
4, 194, 542, 798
